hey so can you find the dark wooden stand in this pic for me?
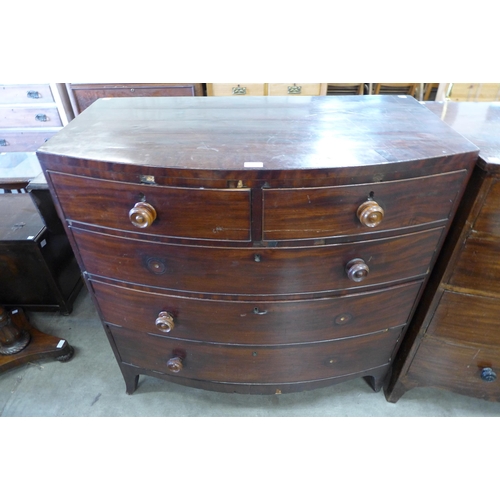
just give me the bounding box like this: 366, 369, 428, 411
0, 305, 74, 374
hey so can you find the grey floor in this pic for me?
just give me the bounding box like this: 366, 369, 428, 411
1, 286, 500, 417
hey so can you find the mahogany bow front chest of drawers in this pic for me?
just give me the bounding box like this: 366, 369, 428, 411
36, 96, 478, 395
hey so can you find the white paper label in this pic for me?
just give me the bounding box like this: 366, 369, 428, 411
40, 239, 47, 248
244, 162, 264, 168
56, 340, 66, 349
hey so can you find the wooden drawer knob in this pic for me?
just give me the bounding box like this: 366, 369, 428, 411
480, 367, 497, 382
129, 202, 157, 228
155, 311, 175, 333
346, 258, 370, 282
357, 200, 384, 227
167, 356, 183, 373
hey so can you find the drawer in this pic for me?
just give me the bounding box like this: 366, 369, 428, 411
0, 129, 59, 152
427, 291, 500, 348
0, 106, 62, 127
0, 84, 54, 105
73, 226, 443, 295
48, 172, 251, 241
207, 83, 266, 96
92, 279, 421, 344
472, 179, 500, 236
109, 324, 403, 384
448, 236, 500, 295
263, 170, 468, 240
70, 83, 202, 113
267, 83, 325, 96
409, 336, 500, 401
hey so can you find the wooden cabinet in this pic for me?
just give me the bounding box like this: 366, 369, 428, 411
0, 84, 74, 152
66, 83, 204, 115
207, 83, 327, 96
386, 101, 500, 402
36, 96, 477, 395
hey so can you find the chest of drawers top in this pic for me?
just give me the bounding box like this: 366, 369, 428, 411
37, 96, 478, 184
425, 101, 500, 172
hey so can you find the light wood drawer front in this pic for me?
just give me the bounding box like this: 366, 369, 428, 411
0, 106, 62, 127
448, 236, 500, 295
49, 172, 251, 241
93, 279, 420, 344
71, 84, 201, 113
409, 336, 500, 401
267, 83, 324, 96
263, 170, 468, 240
0, 84, 54, 104
110, 324, 402, 384
0, 129, 59, 151
208, 83, 266, 96
473, 179, 500, 236
427, 291, 500, 348
73, 226, 442, 295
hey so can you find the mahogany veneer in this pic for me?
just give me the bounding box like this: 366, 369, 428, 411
37, 96, 478, 395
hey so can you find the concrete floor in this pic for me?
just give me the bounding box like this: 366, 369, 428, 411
1, 286, 500, 417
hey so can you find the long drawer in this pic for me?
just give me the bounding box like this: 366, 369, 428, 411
0, 106, 62, 127
0, 84, 55, 104
263, 170, 467, 240
0, 129, 59, 151
73, 226, 443, 295
93, 279, 421, 344
427, 291, 500, 347
408, 336, 500, 401
109, 324, 403, 384
48, 172, 251, 241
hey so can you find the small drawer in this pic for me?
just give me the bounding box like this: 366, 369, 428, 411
48, 172, 251, 241
408, 336, 500, 401
427, 291, 500, 348
0, 129, 59, 152
0, 84, 54, 105
70, 83, 202, 113
267, 83, 325, 96
93, 278, 421, 344
0, 106, 62, 127
73, 226, 442, 295
207, 83, 266, 96
263, 170, 468, 240
109, 324, 403, 384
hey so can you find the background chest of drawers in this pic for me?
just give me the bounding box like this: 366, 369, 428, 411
386, 101, 500, 402
207, 83, 327, 96
37, 95, 477, 395
66, 83, 204, 115
0, 84, 74, 152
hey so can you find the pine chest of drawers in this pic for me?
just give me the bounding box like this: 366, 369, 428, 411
36, 96, 478, 395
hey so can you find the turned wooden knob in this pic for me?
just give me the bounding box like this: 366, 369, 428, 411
346, 258, 370, 282
155, 311, 175, 333
357, 200, 384, 227
167, 356, 183, 373
129, 202, 157, 228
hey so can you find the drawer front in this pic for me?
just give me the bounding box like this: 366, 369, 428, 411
110, 324, 403, 384
0, 106, 62, 127
267, 83, 324, 96
0, 129, 59, 151
448, 236, 500, 295
0, 84, 54, 104
49, 172, 251, 241
73, 226, 442, 295
472, 179, 500, 237
263, 170, 468, 240
93, 279, 421, 344
71, 84, 201, 113
208, 83, 266, 96
427, 291, 500, 348
409, 336, 500, 401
